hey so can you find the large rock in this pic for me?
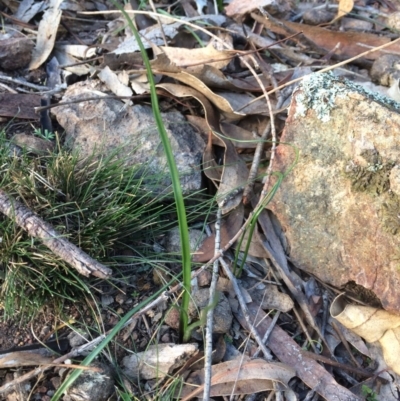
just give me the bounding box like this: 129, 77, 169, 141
268, 72, 400, 312
52, 81, 205, 195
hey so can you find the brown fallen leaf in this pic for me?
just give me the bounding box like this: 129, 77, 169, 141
220, 122, 259, 149
180, 359, 295, 400
0, 352, 52, 368
203, 130, 223, 184
235, 227, 268, 258
158, 83, 249, 214
331, 293, 400, 375
251, 13, 400, 61
153, 54, 245, 120
157, 43, 232, 73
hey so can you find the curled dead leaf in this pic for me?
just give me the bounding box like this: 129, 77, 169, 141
331, 293, 400, 375
29, 0, 63, 70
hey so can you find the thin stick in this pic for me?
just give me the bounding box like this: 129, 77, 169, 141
252, 310, 280, 358
242, 121, 271, 204
0, 190, 112, 279
219, 258, 273, 360
203, 208, 221, 401
0, 73, 51, 91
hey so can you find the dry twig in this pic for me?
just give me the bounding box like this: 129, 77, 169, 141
203, 207, 221, 401
0, 190, 112, 279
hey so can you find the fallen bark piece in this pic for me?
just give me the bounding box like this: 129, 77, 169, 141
0, 93, 40, 120
268, 72, 400, 312
0, 190, 112, 279
0, 37, 33, 70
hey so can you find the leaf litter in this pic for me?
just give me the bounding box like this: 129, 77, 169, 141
1, 0, 400, 400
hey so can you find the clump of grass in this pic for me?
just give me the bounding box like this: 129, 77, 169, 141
0, 131, 204, 318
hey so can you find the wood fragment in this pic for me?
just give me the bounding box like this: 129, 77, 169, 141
0, 93, 41, 119
0, 190, 112, 279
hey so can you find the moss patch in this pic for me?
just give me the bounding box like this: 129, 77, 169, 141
345, 152, 393, 196
344, 149, 400, 234
381, 193, 400, 235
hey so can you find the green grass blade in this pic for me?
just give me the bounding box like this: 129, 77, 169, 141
112, 0, 192, 341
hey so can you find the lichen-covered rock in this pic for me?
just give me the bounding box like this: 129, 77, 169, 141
268, 72, 400, 312
52, 81, 205, 195
64, 362, 114, 401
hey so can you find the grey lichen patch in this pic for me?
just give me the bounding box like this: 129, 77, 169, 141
344, 152, 393, 196
294, 72, 400, 122
294, 73, 348, 122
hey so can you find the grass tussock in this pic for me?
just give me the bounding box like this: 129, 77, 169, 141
0, 132, 209, 318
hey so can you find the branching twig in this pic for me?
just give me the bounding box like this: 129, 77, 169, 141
0, 190, 112, 279
253, 310, 280, 358
219, 258, 273, 360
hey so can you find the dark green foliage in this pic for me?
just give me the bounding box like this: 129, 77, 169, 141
0, 133, 203, 317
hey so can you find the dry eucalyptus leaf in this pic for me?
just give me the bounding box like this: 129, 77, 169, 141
98, 66, 133, 103
159, 69, 245, 120
158, 43, 232, 73
181, 359, 295, 400
225, 0, 278, 18
29, 0, 63, 70
158, 83, 249, 214
15, 0, 45, 22
335, 0, 354, 21
331, 293, 400, 374
54, 45, 92, 76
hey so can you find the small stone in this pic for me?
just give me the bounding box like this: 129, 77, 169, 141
115, 293, 127, 305
188, 288, 233, 334
164, 307, 180, 330
197, 269, 212, 287
303, 8, 334, 25
101, 294, 114, 307
52, 81, 205, 196
68, 330, 89, 348
11, 135, 55, 155
341, 18, 373, 31
65, 362, 114, 401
